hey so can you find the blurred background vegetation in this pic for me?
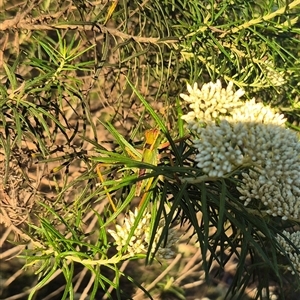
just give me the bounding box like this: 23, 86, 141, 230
1, 0, 300, 299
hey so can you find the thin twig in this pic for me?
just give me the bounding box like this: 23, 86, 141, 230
220, 0, 300, 37
0, 19, 178, 44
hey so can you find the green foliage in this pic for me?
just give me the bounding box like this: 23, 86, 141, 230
1, 0, 300, 299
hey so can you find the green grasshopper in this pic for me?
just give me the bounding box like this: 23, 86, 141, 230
96, 128, 162, 211
135, 128, 161, 208
96, 127, 186, 211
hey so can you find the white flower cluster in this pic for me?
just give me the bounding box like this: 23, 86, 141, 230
237, 124, 300, 219
180, 81, 244, 127
180, 80, 300, 220
108, 208, 178, 259
225, 98, 286, 125
276, 230, 300, 275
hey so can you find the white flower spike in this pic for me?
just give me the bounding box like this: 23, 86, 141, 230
108, 208, 178, 258
181, 80, 300, 220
